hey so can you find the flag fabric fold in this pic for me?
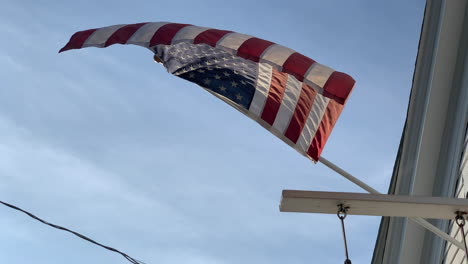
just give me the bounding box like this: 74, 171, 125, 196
60, 22, 355, 161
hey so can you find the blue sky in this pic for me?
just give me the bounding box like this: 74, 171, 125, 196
0, 0, 424, 263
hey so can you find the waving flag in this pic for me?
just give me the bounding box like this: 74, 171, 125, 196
60, 22, 355, 161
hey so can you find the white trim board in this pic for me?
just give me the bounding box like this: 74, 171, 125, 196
280, 190, 468, 220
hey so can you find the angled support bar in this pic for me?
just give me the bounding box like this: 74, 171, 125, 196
310, 157, 466, 250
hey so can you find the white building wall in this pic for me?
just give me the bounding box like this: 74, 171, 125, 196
373, 1, 468, 263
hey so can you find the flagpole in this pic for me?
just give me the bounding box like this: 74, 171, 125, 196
319, 157, 379, 194
318, 156, 465, 250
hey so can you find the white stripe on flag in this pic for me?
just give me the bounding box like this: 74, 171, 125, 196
171, 26, 210, 44
217, 33, 253, 52
304, 63, 334, 89
127, 22, 170, 47
249, 63, 273, 118
272, 75, 303, 134
260, 44, 295, 69
83, 24, 125, 48
295, 94, 329, 153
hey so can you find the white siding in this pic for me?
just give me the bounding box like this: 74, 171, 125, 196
444, 132, 468, 264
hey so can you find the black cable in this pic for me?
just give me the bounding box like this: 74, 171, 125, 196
0, 200, 146, 264
337, 204, 352, 264
456, 211, 468, 260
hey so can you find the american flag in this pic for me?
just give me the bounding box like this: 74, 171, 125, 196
60, 22, 355, 161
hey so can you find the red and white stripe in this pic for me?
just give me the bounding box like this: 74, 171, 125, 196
60, 22, 354, 161
60, 22, 354, 103
246, 65, 344, 161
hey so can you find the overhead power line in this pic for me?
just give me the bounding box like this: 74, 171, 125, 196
0, 200, 146, 264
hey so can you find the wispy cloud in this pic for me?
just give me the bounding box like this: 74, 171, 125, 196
0, 0, 426, 263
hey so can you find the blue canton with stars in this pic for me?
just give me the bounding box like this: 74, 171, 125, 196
154, 42, 257, 109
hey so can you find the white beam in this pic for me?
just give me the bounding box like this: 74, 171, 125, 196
315, 156, 465, 251
280, 190, 468, 219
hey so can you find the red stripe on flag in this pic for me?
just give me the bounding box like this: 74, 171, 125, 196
237, 38, 275, 62
284, 83, 317, 143
193, 29, 232, 47
104, 23, 147, 47
261, 69, 288, 126
59, 28, 97, 53
282, 52, 315, 82
322, 71, 355, 105
307, 100, 344, 161
150, 23, 190, 46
